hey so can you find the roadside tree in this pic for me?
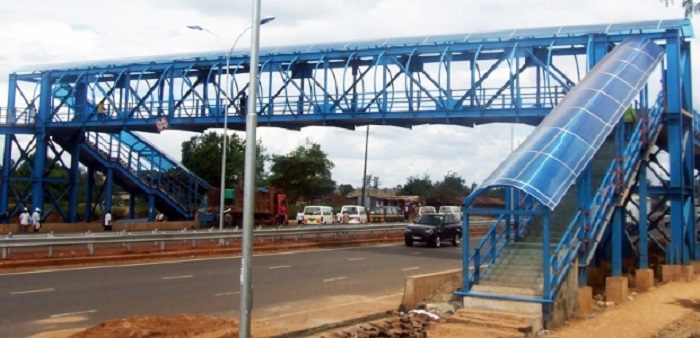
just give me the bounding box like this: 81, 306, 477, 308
268, 140, 335, 202
180, 131, 268, 188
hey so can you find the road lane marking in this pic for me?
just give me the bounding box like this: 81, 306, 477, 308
50, 310, 97, 318
402, 267, 420, 271
323, 276, 347, 283
409, 252, 422, 255
215, 291, 240, 296
347, 257, 365, 261
268, 265, 291, 269
162, 275, 193, 280
10, 288, 55, 295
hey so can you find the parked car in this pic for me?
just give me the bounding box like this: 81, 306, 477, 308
438, 206, 462, 222
338, 205, 367, 224
369, 206, 403, 223
403, 213, 462, 247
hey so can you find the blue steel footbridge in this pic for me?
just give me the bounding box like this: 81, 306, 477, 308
2, 18, 698, 326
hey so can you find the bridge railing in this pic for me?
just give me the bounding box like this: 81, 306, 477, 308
84, 131, 208, 214
547, 91, 666, 300
0, 85, 565, 127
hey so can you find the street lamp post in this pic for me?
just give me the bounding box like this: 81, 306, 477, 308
187, 16, 275, 231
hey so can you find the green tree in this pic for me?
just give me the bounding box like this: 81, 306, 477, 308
181, 131, 268, 188
268, 140, 335, 202
662, 0, 700, 17
398, 173, 433, 197
338, 184, 354, 196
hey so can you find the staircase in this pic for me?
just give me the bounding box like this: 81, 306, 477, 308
54, 131, 212, 220
459, 92, 666, 330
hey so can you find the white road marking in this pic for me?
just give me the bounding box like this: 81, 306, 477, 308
323, 276, 348, 283
402, 267, 420, 271
162, 275, 193, 280
409, 252, 422, 255
347, 257, 365, 261
268, 265, 291, 269
50, 310, 97, 318
215, 291, 240, 296
10, 288, 55, 295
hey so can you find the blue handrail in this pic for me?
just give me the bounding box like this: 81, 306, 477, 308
546, 90, 665, 299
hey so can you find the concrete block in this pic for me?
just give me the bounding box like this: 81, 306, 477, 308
605, 277, 628, 304
635, 269, 655, 292
577, 286, 593, 315
661, 265, 682, 283
400, 268, 462, 311
681, 265, 694, 282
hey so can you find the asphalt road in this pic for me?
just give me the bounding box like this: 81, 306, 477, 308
0, 240, 481, 338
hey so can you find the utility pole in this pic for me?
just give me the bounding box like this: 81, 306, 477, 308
361, 125, 369, 208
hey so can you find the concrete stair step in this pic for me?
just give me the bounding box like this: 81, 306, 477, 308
429, 322, 526, 338
447, 309, 540, 336
480, 275, 543, 286
463, 285, 544, 332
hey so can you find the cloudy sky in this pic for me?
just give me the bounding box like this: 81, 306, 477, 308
0, 0, 693, 188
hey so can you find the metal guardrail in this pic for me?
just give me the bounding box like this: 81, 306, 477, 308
0, 220, 492, 260
0, 223, 409, 260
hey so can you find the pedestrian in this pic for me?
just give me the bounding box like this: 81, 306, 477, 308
19, 207, 29, 233
31, 208, 41, 232
238, 92, 247, 115
277, 211, 285, 226
104, 210, 112, 231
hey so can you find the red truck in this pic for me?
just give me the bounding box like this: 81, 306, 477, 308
202, 186, 289, 227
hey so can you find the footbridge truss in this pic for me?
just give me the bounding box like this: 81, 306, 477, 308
0, 19, 694, 232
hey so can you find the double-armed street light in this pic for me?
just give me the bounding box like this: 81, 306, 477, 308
187, 15, 275, 231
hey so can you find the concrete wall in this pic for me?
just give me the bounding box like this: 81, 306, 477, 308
0, 221, 201, 234
551, 261, 579, 327
400, 268, 462, 311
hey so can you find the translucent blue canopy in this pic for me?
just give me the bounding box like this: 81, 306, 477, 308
15, 19, 690, 73
468, 37, 664, 209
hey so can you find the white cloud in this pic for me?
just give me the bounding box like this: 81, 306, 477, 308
0, 0, 690, 188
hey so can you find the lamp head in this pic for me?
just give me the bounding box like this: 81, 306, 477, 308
260, 16, 276, 25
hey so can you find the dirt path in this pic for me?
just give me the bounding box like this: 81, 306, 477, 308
552, 272, 700, 337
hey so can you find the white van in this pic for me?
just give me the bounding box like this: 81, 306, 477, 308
339, 205, 367, 224
439, 206, 462, 221
418, 206, 436, 216
303, 206, 334, 225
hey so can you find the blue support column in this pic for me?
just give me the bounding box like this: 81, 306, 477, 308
68, 140, 80, 222
104, 168, 113, 215
85, 167, 94, 222
462, 209, 470, 292
148, 193, 155, 222
1, 135, 12, 215
638, 166, 649, 269
612, 207, 623, 276
577, 166, 591, 286
666, 30, 684, 265
543, 209, 551, 299
31, 75, 52, 212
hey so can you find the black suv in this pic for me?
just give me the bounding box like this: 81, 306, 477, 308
403, 213, 462, 247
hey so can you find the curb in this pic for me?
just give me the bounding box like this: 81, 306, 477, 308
269, 311, 393, 338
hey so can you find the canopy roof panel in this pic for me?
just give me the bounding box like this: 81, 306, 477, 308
467, 37, 665, 209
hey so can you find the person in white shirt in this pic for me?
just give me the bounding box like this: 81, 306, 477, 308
31, 208, 41, 232
104, 210, 112, 231
19, 207, 29, 233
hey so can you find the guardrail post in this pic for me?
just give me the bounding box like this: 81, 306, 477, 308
2, 247, 7, 260
219, 239, 224, 247
88, 243, 94, 256
126, 242, 131, 252
192, 239, 196, 248
160, 241, 165, 251
48, 246, 53, 258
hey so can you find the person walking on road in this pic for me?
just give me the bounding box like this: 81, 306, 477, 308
104, 210, 112, 231
19, 207, 29, 233
31, 208, 41, 232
